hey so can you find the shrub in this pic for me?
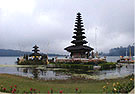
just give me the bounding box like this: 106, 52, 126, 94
56, 59, 107, 65
17, 60, 46, 65
103, 75, 134, 93
99, 62, 116, 70
112, 75, 134, 93
59, 64, 93, 70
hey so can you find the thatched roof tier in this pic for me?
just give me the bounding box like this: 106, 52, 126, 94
29, 45, 42, 57
74, 28, 85, 31
64, 12, 94, 58
64, 45, 93, 52
32, 49, 39, 52
72, 35, 86, 40
73, 31, 85, 35
29, 53, 42, 56
71, 40, 88, 44
33, 45, 39, 49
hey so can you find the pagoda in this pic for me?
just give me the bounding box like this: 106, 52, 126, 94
29, 45, 42, 60
64, 12, 94, 58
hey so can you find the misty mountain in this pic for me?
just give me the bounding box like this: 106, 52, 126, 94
0, 49, 65, 57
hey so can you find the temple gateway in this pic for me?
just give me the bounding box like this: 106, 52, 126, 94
64, 13, 94, 58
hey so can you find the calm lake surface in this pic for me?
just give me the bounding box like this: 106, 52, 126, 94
0, 56, 134, 80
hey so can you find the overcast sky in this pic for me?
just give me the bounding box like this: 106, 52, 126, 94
0, 0, 134, 54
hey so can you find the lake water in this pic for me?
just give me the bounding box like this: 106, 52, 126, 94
0, 56, 134, 80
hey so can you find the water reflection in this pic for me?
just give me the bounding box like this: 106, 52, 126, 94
17, 67, 70, 80
0, 56, 134, 80
97, 64, 134, 79
0, 64, 134, 80
32, 68, 39, 78
15, 64, 134, 80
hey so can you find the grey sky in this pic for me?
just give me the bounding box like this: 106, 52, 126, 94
0, 0, 134, 54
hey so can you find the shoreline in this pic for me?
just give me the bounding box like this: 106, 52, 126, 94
0, 73, 133, 81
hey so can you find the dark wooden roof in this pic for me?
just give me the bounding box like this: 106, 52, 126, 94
64, 12, 94, 53
74, 31, 85, 35
29, 53, 42, 56
29, 45, 41, 56
72, 35, 86, 39
64, 45, 94, 52
33, 45, 39, 49
32, 49, 39, 52
71, 40, 88, 44
74, 28, 85, 31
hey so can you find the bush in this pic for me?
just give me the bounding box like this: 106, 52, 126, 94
58, 64, 93, 70
56, 60, 107, 65
99, 62, 116, 70
103, 74, 134, 93
56, 60, 82, 64
17, 60, 46, 65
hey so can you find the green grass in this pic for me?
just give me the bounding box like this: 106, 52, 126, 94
0, 73, 133, 93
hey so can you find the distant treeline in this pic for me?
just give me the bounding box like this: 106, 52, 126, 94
100, 45, 134, 56
0, 49, 66, 57
0, 45, 134, 57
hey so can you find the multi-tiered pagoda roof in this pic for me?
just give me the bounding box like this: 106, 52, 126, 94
29, 45, 41, 57
64, 12, 94, 58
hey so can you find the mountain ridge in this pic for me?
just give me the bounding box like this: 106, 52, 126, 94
0, 49, 66, 57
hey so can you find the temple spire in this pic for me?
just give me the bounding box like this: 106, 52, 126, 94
72, 12, 87, 46
64, 13, 94, 58
32, 45, 40, 54
29, 45, 41, 60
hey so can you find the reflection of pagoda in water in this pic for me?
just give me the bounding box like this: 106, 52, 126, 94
64, 13, 94, 58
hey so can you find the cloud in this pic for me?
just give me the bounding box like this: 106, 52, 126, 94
0, 0, 133, 54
